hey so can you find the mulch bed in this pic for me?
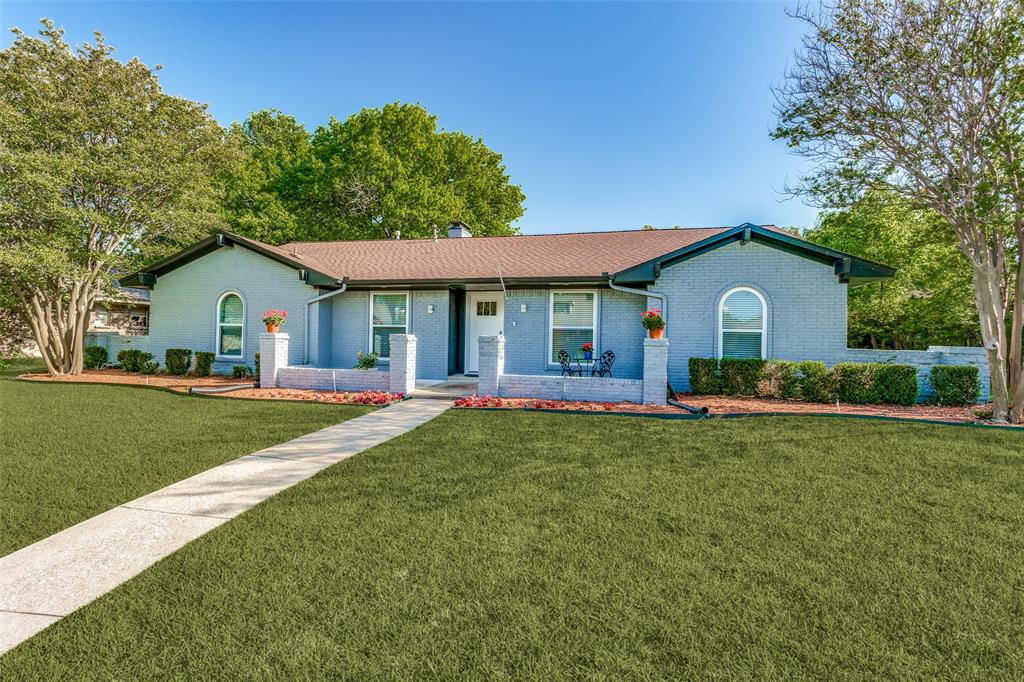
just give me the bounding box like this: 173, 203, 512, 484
673, 393, 1005, 426
20, 369, 245, 393
20, 370, 403, 405
454, 393, 1012, 427
21, 370, 1011, 426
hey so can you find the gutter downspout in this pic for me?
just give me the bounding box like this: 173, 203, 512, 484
304, 278, 348, 365
605, 274, 668, 332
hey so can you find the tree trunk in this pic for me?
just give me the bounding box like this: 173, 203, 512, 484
1009, 248, 1023, 423
971, 261, 1010, 422
15, 279, 97, 376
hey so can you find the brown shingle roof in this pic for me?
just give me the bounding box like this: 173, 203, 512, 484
280, 227, 761, 283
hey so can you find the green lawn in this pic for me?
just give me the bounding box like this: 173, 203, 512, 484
0, 358, 372, 556
2, 409, 1021, 679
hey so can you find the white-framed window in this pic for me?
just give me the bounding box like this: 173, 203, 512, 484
718, 287, 766, 359
216, 292, 244, 358
548, 290, 597, 364
369, 291, 409, 359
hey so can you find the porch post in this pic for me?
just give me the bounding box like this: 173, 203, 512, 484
478, 335, 504, 396
259, 333, 289, 388
388, 334, 417, 396
642, 338, 669, 405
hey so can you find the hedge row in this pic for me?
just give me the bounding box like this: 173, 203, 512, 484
688, 357, 920, 406
688, 358, 981, 406
112, 347, 259, 379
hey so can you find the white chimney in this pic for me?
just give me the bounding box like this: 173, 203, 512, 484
447, 221, 472, 238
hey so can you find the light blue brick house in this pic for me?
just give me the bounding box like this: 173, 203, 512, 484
119, 221, 986, 399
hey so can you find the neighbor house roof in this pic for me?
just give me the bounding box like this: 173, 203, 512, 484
120, 224, 895, 289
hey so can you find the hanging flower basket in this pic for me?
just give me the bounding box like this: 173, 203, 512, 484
641, 309, 665, 339
262, 309, 288, 333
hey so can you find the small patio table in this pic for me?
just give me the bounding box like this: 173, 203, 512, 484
569, 356, 597, 377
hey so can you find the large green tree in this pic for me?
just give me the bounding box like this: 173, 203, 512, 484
298, 103, 525, 241
808, 192, 980, 350
220, 109, 310, 244
773, 0, 1024, 422
0, 21, 229, 374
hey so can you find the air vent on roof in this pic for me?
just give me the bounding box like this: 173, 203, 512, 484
448, 221, 472, 238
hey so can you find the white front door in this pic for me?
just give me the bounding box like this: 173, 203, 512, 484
465, 292, 504, 374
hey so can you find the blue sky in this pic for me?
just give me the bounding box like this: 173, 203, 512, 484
1, 1, 819, 234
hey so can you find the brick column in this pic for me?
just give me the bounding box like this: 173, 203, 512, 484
642, 338, 669, 405
259, 333, 289, 388
478, 335, 505, 396
388, 334, 417, 395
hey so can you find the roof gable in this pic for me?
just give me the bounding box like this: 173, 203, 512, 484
611, 224, 895, 288
119, 232, 341, 288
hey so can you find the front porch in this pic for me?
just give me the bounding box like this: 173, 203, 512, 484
262, 332, 670, 405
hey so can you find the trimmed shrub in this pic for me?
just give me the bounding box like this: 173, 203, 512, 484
140, 360, 159, 375
798, 361, 837, 403
84, 345, 108, 370
930, 365, 980, 406
757, 360, 800, 399
254, 352, 260, 382
833, 362, 878, 404
164, 348, 193, 376
195, 352, 215, 377
116, 349, 139, 371
871, 364, 918, 406
116, 349, 153, 373
232, 364, 254, 379
720, 358, 766, 396
687, 358, 721, 394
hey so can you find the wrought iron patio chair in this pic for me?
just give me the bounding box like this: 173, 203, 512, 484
558, 349, 582, 377
591, 350, 615, 378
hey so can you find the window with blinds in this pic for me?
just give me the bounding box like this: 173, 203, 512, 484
720, 288, 765, 359
371, 292, 408, 358
550, 291, 596, 363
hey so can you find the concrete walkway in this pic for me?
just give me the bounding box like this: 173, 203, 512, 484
0, 398, 452, 655
410, 374, 479, 399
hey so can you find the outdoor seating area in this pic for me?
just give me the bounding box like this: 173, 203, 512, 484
558, 349, 615, 378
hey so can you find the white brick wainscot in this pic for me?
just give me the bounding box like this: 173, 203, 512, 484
259, 332, 417, 394
478, 335, 669, 405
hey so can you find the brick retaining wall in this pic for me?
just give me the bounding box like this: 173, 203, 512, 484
842, 346, 990, 401
277, 366, 389, 392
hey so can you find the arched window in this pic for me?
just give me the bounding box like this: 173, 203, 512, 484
718, 287, 766, 359
217, 292, 244, 357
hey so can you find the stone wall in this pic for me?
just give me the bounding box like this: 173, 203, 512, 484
498, 374, 644, 402
842, 346, 990, 401
277, 366, 389, 391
